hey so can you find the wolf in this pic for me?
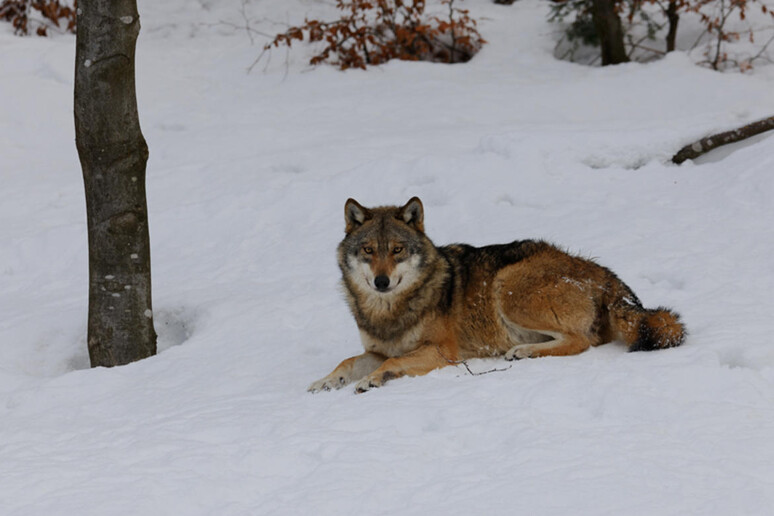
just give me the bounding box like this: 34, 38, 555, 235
308, 197, 686, 393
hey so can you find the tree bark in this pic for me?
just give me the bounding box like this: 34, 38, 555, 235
591, 0, 629, 65
672, 115, 774, 164
74, 0, 157, 367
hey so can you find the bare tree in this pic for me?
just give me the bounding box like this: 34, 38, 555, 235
74, 0, 157, 367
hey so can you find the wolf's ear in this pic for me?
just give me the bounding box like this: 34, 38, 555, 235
345, 198, 370, 234
399, 197, 424, 233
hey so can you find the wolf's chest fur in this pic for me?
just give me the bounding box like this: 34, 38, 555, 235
341, 251, 451, 354
357, 324, 428, 358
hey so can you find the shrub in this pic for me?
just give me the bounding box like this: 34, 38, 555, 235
684, 0, 774, 70
263, 0, 485, 70
0, 0, 76, 36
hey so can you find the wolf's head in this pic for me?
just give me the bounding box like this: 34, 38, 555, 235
338, 197, 436, 296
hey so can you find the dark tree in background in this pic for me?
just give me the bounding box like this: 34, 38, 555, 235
665, 0, 680, 52
591, 0, 629, 64
74, 0, 157, 367
549, 0, 630, 66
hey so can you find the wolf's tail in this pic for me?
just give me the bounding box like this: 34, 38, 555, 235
606, 280, 686, 352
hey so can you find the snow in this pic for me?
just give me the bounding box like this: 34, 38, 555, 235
2, 0, 774, 514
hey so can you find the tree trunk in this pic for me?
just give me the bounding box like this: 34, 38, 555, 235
591, 0, 629, 65
672, 115, 774, 164
74, 0, 157, 367
665, 0, 679, 53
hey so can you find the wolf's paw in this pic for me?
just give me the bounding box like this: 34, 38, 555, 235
353, 376, 383, 394
307, 375, 349, 393
504, 345, 533, 361
353, 370, 400, 393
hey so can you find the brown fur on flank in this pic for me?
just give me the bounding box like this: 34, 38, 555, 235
308, 197, 686, 393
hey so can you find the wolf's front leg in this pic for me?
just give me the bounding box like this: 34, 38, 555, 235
308, 352, 386, 393
354, 343, 455, 393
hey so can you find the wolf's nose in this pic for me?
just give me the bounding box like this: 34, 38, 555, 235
374, 275, 390, 291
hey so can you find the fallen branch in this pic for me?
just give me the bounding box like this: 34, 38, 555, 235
672, 115, 774, 164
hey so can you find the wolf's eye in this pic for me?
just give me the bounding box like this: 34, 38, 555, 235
392, 246, 404, 254
363, 246, 374, 254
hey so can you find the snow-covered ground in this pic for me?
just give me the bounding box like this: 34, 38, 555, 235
2, 0, 774, 514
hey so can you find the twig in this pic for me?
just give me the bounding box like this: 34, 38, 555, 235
750, 30, 774, 64
626, 32, 666, 60
435, 344, 513, 377
247, 12, 297, 76
689, 27, 710, 51
213, 0, 275, 44
628, 40, 667, 56
247, 46, 270, 73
